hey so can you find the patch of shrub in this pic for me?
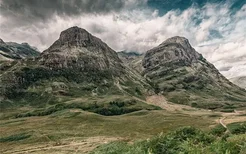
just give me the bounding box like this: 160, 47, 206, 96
220, 109, 234, 113
91, 127, 245, 154
15, 100, 160, 117
210, 124, 227, 136
227, 122, 246, 134
0, 133, 31, 142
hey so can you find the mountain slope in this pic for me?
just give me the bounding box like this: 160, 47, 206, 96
0, 38, 40, 61
142, 36, 246, 109
0, 27, 156, 115
230, 76, 246, 89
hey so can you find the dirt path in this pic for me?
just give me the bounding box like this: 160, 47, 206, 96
219, 117, 227, 128
216, 109, 246, 133
2, 136, 120, 154
220, 110, 246, 125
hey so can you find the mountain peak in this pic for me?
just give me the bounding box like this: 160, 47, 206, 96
160, 36, 193, 51
43, 26, 106, 54
161, 36, 188, 44
143, 36, 201, 69
57, 26, 94, 48
41, 26, 124, 72
60, 26, 90, 40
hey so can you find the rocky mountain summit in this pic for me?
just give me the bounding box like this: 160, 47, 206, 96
0, 38, 40, 61
143, 36, 201, 68
40, 27, 124, 73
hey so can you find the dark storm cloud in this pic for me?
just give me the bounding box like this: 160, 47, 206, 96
0, 0, 135, 22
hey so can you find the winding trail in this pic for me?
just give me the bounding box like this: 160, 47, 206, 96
219, 117, 227, 129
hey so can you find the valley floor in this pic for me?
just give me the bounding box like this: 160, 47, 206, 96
0, 96, 245, 154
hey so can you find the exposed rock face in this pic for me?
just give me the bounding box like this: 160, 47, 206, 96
142, 36, 246, 109
143, 36, 201, 69
40, 26, 124, 74
0, 38, 40, 61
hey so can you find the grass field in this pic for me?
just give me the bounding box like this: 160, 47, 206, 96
0, 108, 218, 153
0, 94, 245, 153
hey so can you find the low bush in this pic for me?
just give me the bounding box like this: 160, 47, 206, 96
210, 124, 227, 136
220, 109, 234, 113
91, 127, 245, 154
228, 122, 246, 134
15, 100, 161, 117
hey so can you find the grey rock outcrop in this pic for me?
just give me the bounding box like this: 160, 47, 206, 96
143, 36, 201, 69
40, 26, 124, 73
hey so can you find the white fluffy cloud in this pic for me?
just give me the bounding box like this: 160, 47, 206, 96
0, 2, 245, 79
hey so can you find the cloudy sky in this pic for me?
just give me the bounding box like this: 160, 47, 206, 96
0, 0, 245, 79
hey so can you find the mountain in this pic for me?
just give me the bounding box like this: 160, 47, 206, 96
1, 28, 245, 113
0, 27, 157, 115
142, 36, 246, 109
0, 38, 40, 61
230, 76, 246, 89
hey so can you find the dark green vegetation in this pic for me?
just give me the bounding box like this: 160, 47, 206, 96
15, 99, 160, 117
0, 133, 31, 142
210, 124, 227, 137
91, 127, 246, 154
227, 122, 246, 134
